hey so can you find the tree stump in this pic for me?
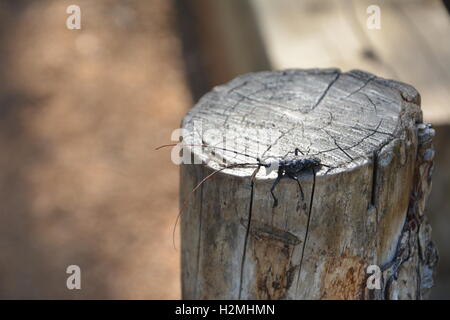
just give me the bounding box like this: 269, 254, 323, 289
179, 69, 438, 300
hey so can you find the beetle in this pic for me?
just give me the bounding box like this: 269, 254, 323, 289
157, 143, 325, 208
156, 143, 330, 247
265, 155, 322, 207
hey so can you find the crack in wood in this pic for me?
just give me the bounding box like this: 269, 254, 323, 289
343, 75, 375, 100
370, 151, 379, 208
193, 176, 204, 299
362, 93, 378, 112
295, 169, 316, 296
311, 72, 341, 110
238, 176, 255, 299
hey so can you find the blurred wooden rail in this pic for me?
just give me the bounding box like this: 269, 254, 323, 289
178, 0, 450, 125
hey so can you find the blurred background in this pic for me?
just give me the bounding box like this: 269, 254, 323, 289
0, 0, 448, 299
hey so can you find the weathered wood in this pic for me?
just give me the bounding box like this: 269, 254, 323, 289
180, 69, 437, 299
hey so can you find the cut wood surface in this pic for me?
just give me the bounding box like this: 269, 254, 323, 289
180, 69, 437, 299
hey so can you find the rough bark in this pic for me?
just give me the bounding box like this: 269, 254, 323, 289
179, 69, 438, 299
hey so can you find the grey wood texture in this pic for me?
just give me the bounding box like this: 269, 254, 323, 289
180, 69, 437, 299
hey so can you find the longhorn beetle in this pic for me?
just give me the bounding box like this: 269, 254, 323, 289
156, 142, 328, 248
157, 118, 385, 247
156, 143, 325, 207
267, 150, 322, 207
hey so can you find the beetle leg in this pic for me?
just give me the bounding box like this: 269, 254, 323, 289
270, 174, 283, 208
290, 174, 304, 201
295, 148, 304, 156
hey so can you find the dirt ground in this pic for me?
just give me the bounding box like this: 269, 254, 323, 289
0, 0, 190, 298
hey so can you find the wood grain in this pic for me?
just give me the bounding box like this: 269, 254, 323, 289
180, 69, 437, 299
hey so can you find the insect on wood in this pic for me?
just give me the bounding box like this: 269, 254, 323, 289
159, 69, 437, 300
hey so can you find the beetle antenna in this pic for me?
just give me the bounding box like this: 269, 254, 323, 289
172, 162, 261, 250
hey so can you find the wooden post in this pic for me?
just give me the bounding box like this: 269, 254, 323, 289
179, 69, 438, 300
